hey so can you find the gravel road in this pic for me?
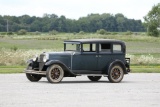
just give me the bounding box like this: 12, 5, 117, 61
0, 73, 160, 107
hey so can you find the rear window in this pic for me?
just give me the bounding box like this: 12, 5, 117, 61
99, 43, 111, 53
113, 44, 122, 53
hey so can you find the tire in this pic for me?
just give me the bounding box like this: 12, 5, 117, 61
46, 64, 64, 83
88, 76, 102, 81
108, 64, 124, 83
26, 73, 42, 82
25, 65, 42, 82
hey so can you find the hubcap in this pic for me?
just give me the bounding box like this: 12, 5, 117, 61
111, 68, 121, 80
51, 68, 60, 80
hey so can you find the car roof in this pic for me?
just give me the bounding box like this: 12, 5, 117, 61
64, 39, 125, 44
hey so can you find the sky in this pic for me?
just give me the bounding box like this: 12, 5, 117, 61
0, 0, 159, 21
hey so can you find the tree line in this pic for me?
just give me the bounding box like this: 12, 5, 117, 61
0, 13, 145, 33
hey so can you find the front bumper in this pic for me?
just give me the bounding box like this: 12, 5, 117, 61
24, 69, 46, 75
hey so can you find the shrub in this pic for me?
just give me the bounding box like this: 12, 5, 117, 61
49, 30, 58, 35
10, 46, 18, 51
96, 29, 107, 35
78, 31, 85, 35
7, 32, 13, 35
125, 31, 132, 35
17, 29, 27, 35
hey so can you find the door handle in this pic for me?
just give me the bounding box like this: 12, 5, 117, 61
96, 55, 101, 57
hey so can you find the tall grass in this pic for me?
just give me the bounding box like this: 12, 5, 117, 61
126, 54, 160, 65
0, 48, 159, 66
0, 48, 54, 66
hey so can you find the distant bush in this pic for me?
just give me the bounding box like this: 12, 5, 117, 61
0, 32, 7, 35
17, 29, 27, 35
124, 31, 132, 35
111, 32, 118, 35
78, 31, 85, 35
96, 29, 107, 35
10, 46, 18, 51
49, 30, 58, 35
7, 32, 14, 35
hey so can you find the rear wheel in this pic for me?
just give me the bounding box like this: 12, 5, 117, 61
88, 76, 101, 81
46, 64, 64, 83
108, 64, 124, 83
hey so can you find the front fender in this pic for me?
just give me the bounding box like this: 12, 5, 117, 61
27, 59, 33, 65
107, 60, 127, 74
45, 60, 76, 76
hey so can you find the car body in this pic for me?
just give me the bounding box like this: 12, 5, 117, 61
24, 39, 130, 83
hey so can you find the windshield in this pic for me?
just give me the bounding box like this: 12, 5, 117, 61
64, 43, 81, 51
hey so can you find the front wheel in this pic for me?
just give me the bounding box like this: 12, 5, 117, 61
26, 73, 42, 82
26, 65, 42, 82
88, 76, 101, 81
46, 64, 64, 83
108, 64, 124, 83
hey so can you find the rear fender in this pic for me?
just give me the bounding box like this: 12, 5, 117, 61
107, 60, 127, 74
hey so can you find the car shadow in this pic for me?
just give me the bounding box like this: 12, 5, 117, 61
60, 80, 110, 84
37, 80, 132, 84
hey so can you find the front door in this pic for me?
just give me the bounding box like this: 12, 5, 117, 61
72, 43, 99, 74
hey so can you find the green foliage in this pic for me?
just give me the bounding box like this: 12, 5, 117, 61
10, 46, 18, 51
78, 31, 85, 35
124, 31, 132, 35
17, 29, 27, 35
0, 13, 145, 33
96, 29, 107, 35
7, 32, 14, 35
144, 3, 160, 37
49, 30, 58, 35
0, 32, 7, 35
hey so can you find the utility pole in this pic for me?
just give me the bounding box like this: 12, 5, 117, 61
6, 19, 9, 32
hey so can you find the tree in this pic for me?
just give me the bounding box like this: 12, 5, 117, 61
144, 3, 160, 37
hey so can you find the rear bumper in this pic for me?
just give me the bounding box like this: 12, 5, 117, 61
24, 69, 46, 75
125, 58, 131, 72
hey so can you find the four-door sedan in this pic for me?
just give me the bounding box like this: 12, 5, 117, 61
24, 39, 130, 83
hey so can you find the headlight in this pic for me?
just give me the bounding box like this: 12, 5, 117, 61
43, 54, 49, 62
32, 55, 38, 61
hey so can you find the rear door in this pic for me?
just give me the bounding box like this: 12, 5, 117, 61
97, 43, 112, 72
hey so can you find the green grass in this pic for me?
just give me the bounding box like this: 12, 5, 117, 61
131, 65, 160, 73
0, 65, 160, 73
0, 66, 25, 73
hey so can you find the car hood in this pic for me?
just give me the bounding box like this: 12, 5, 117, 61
46, 51, 74, 56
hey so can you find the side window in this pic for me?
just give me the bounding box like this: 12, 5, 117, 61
99, 43, 111, 52
113, 44, 122, 53
83, 44, 96, 52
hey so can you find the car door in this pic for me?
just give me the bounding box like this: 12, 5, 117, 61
97, 43, 112, 72
72, 43, 99, 74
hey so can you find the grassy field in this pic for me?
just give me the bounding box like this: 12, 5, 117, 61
0, 33, 160, 73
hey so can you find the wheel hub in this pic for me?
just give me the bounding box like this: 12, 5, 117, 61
112, 68, 121, 80
51, 68, 60, 80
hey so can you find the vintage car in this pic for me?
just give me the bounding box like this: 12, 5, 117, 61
24, 39, 130, 83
